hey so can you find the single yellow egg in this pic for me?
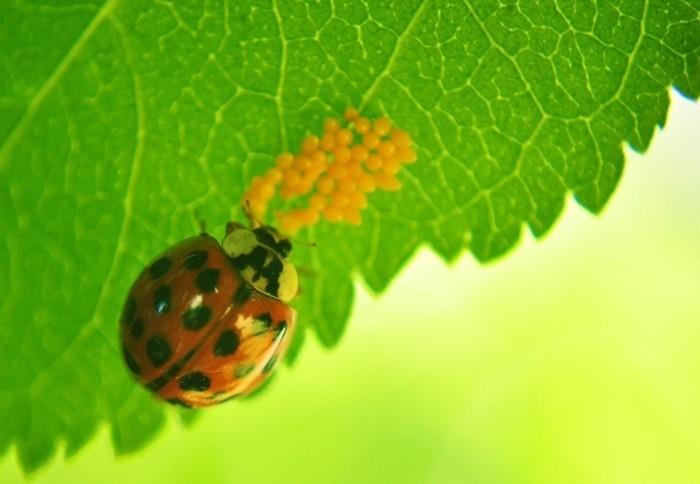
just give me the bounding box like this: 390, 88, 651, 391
323, 205, 343, 222
336, 128, 353, 146
302, 135, 320, 154
320, 132, 336, 151
317, 176, 335, 195
363, 132, 380, 150
354, 117, 371, 134
275, 153, 294, 169
344, 107, 359, 122
374, 117, 391, 136
378, 140, 396, 158
324, 118, 340, 133
366, 154, 383, 171
333, 146, 352, 163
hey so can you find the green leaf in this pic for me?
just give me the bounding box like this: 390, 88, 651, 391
0, 0, 698, 472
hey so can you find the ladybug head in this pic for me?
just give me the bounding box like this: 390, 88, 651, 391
222, 223, 298, 303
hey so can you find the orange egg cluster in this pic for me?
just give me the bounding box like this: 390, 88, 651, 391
241, 107, 417, 234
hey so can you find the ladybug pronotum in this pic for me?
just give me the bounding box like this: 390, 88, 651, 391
119, 222, 298, 408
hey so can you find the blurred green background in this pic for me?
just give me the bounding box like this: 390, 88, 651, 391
2, 92, 698, 483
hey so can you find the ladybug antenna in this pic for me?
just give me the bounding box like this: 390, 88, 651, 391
192, 207, 207, 234
242, 199, 264, 228
289, 237, 317, 248
296, 266, 317, 279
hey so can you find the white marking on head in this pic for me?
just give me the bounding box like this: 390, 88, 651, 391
222, 229, 258, 257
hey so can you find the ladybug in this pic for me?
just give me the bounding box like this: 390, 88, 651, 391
119, 220, 298, 407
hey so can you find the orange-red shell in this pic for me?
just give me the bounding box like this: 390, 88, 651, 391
119, 234, 295, 407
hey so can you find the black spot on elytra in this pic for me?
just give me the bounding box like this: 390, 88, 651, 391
232, 282, 252, 306
182, 305, 212, 330
185, 250, 208, 270
146, 350, 196, 392
251, 312, 273, 336
258, 312, 273, 327
196, 268, 220, 293
153, 286, 171, 315
214, 330, 239, 357
179, 371, 211, 391
146, 335, 172, 367
130, 318, 144, 339
122, 346, 140, 375
123, 298, 137, 325
149, 257, 172, 279
263, 355, 278, 373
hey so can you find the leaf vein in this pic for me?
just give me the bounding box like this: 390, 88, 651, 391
272, 0, 289, 149
0, 0, 118, 170
30, 14, 147, 389
359, 0, 431, 110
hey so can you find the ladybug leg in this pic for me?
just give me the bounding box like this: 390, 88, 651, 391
285, 234, 317, 249
293, 266, 316, 296
226, 221, 245, 235
242, 199, 264, 228
192, 207, 207, 234
296, 266, 317, 278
